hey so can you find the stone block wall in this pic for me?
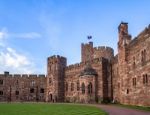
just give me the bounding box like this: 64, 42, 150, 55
117, 23, 150, 106
0, 72, 46, 102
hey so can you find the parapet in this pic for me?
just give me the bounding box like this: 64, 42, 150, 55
81, 42, 93, 47
93, 46, 114, 60
66, 62, 82, 70
128, 24, 150, 48
48, 55, 66, 60
94, 46, 113, 52
38, 74, 46, 77
29, 74, 37, 77
0, 72, 46, 78
65, 57, 103, 71
22, 74, 29, 77
14, 74, 21, 77
47, 55, 67, 65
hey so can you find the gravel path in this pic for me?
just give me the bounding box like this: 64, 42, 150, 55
94, 104, 150, 115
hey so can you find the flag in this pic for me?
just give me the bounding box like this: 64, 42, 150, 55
87, 36, 92, 40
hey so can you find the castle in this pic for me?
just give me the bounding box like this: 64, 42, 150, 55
0, 22, 150, 106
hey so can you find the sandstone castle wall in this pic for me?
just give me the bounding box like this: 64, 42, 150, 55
0, 22, 150, 106
0, 72, 46, 102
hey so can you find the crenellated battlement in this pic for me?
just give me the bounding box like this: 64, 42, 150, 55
66, 62, 82, 70
94, 46, 114, 53
81, 42, 94, 62
65, 58, 103, 71
81, 42, 93, 46
48, 55, 66, 60
0, 72, 46, 78
13, 74, 22, 77
93, 46, 114, 60
47, 55, 67, 65
128, 24, 150, 48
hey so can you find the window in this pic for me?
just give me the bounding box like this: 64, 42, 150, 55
65, 83, 68, 91
16, 80, 19, 85
30, 88, 34, 93
31, 81, 35, 86
118, 83, 120, 89
144, 49, 146, 62
133, 57, 135, 68
141, 51, 144, 63
132, 78, 136, 86
15, 91, 19, 95
82, 83, 85, 94
141, 49, 146, 65
126, 89, 129, 94
40, 88, 44, 93
49, 66, 51, 71
143, 74, 148, 84
0, 80, 3, 85
77, 81, 80, 91
88, 82, 92, 94
0, 91, 3, 95
49, 78, 52, 84
71, 83, 74, 91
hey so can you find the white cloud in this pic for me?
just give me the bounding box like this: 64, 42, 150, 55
5, 47, 30, 67
0, 28, 8, 47
0, 27, 38, 74
10, 32, 41, 39
0, 47, 35, 74
0, 27, 41, 40
0, 28, 7, 40
0, 32, 5, 39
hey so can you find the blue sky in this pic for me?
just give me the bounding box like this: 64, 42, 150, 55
0, 0, 150, 74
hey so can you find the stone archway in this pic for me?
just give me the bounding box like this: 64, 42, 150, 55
48, 92, 53, 102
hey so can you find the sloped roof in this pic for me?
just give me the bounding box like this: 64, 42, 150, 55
80, 63, 97, 76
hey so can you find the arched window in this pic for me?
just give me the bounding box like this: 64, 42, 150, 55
82, 83, 85, 94
144, 49, 146, 62
143, 74, 148, 84
71, 83, 74, 91
65, 83, 68, 91
49, 78, 52, 84
141, 49, 147, 65
133, 57, 135, 69
132, 78, 136, 86
77, 81, 80, 91
88, 82, 92, 94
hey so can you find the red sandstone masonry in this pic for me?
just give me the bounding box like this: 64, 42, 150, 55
0, 23, 150, 106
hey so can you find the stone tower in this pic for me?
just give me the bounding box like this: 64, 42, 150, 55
118, 22, 131, 48
118, 22, 131, 103
81, 40, 94, 62
46, 55, 67, 102
118, 22, 131, 64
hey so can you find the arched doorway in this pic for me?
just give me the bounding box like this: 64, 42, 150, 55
48, 92, 53, 102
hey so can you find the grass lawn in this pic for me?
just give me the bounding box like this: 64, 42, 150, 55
0, 103, 107, 115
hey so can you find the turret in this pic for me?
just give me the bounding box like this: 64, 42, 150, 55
81, 36, 94, 62
118, 22, 131, 47
46, 55, 67, 102
118, 22, 132, 62
117, 22, 131, 103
